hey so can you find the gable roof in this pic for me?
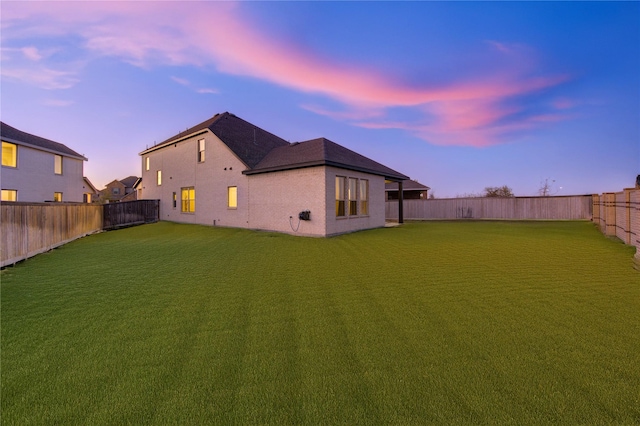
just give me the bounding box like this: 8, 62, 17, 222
386, 179, 430, 191
246, 137, 409, 181
119, 176, 140, 188
139, 112, 290, 169
0, 121, 87, 161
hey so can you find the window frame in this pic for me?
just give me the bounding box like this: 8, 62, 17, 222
53, 192, 63, 202
157, 170, 162, 186
145, 156, 150, 171
335, 176, 346, 217
227, 186, 237, 209
181, 187, 195, 213
360, 179, 369, 216
348, 178, 358, 216
54, 154, 63, 175
2, 142, 17, 168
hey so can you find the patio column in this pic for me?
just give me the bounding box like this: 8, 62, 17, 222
398, 180, 404, 224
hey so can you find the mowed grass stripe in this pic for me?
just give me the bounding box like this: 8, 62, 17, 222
1, 221, 638, 424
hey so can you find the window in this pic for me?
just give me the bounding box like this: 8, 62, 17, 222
181, 187, 195, 213
348, 178, 358, 215
360, 179, 369, 215
83, 193, 91, 203
112, 187, 120, 195
197, 139, 205, 163
228, 186, 237, 209
157, 170, 162, 186
54, 155, 63, 175
335, 176, 346, 217
2, 142, 17, 167
54, 192, 63, 202
1, 189, 17, 201
172, 192, 177, 209
145, 157, 150, 171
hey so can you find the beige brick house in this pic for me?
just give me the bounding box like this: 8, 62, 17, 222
139, 112, 408, 236
1, 122, 91, 202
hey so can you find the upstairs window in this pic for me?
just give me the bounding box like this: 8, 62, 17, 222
54, 155, 63, 175
145, 157, 150, 171
197, 139, 205, 163
157, 170, 162, 186
2, 142, 17, 167
336, 176, 346, 217
181, 187, 195, 213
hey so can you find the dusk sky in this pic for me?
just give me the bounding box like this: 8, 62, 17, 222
1, 1, 638, 197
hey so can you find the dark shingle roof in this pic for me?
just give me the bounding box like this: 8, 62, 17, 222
0, 122, 87, 160
386, 180, 430, 191
140, 112, 289, 169
246, 137, 408, 181
119, 176, 140, 188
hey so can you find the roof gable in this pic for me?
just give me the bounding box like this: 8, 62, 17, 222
386, 180, 430, 191
0, 122, 87, 160
140, 112, 289, 169
247, 137, 408, 181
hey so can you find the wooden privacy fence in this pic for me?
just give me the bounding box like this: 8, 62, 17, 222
592, 188, 640, 267
1, 200, 159, 267
386, 195, 593, 221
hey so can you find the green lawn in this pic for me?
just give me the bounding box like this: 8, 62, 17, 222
1, 221, 638, 424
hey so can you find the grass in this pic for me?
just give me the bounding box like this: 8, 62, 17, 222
1, 221, 639, 424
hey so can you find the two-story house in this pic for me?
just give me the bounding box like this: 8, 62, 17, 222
139, 112, 408, 237
1, 122, 90, 202
97, 176, 141, 203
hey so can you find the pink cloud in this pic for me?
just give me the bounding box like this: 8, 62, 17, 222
1, 1, 573, 147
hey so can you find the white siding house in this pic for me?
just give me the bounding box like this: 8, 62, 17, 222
1, 122, 90, 203
139, 112, 408, 237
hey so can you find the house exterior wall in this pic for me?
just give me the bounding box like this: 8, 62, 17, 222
325, 166, 386, 236
140, 131, 249, 228
248, 166, 328, 236
1, 144, 85, 202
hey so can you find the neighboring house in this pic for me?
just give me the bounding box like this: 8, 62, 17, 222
83, 177, 98, 203
1, 122, 89, 202
139, 112, 408, 237
97, 176, 140, 203
386, 180, 430, 200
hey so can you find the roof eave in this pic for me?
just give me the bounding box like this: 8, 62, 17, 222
2, 137, 88, 161
244, 160, 409, 181
139, 129, 210, 155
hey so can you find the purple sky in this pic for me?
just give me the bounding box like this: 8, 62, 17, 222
2, 1, 638, 197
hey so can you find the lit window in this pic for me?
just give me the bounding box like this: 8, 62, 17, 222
2, 142, 17, 167
198, 139, 205, 163
228, 186, 237, 208
1, 189, 17, 201
54, 155, 63, 175
348, 178, 358, 215
83, 193, 91, 203
336, 176, 346, 217
360, 179, 369, 215
157, 170, 162, 186
145, 157, 150, 171
181, 187, 195, 213
54, 192, 63, 202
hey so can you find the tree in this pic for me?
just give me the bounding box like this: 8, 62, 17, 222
538, 178, 560, 196
483, 185, 514, 197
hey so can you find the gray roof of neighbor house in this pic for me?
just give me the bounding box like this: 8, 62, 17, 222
140, 112, 408, 181
247, 137, 409, 181
0, 121, 87, 161
386, 180, 430, 191
139, 112, 289, 169
119, 176, 140, 188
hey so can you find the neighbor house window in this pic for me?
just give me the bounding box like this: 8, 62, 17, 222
2, 142, 17, 167
181, 187, 195, 213
157, 170, 162, 186
145, 157, 150, 171
1, 189, 17, 201
197, 139, 205, 163
228, 186, 237, 209
348, 178, 358, 215
360, 179, 369, 215
172, 192, 177, 209
336, 176, 346, 217
54, 192, 63, 202
112, 187, 120, 195
54, 155, 63, 175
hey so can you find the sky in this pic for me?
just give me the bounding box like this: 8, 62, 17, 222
1, 1, 638, 198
